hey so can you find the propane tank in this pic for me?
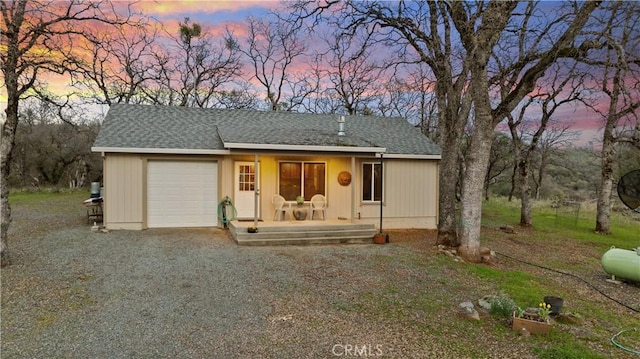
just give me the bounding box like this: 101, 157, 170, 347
601, 246, 640, 282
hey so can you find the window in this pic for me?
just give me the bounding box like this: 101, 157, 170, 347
238, 165, 255, 191
362, 163, 382, 202
279, 162, 326, 201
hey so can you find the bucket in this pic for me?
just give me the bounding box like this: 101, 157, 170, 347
90, 182, 101, 198
543, 296, 564, 315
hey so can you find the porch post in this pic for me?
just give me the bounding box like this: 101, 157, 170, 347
254, 153, 259, 228
351, 156, 356, 223
379, 153, 383, 233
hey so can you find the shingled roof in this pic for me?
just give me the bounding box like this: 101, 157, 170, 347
92, 103, 441, 157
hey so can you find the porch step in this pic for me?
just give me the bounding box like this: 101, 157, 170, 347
229, 220, 378, 246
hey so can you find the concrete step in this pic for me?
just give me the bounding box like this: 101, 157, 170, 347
234, 222, 375, 232
236, 235, 376, 246
228, 220, 378, 246
234, 228, 377, 241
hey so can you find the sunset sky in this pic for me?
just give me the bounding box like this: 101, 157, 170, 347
1, 0, 616, 147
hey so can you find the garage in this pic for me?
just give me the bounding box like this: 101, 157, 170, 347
147, 160, 218, 228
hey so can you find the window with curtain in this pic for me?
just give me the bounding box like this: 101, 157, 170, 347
362, 163, 382, 202
279, 162, 326, 201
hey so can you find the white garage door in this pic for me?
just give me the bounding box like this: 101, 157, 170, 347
147, 161, 217, 228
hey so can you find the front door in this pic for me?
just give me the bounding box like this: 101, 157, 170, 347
234, 162, 260, 219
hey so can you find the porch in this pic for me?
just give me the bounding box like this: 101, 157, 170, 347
228, 219, 378, 246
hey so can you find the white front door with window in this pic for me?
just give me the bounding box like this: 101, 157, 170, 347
234, 162, 259, 219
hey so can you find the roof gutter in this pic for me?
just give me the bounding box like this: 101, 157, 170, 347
90, 147, 231, 155
223, 142, 386, 154
378, 154, 441, 160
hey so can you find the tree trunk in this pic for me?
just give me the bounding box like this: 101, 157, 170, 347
518, 159, 533, 226
436, 130, 461, 247
508, 163, 517, 202
1, 1, 23, 267
458, 123, 493, 263
595, 128, 615, 234
457, 55, 498, 262
458, 71, 494, 262
1, 90, 18, 268
534, 155, 544, 200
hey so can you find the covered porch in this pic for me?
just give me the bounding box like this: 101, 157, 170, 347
229, 219, 378, 245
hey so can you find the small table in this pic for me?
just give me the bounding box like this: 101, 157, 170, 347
287, 202, 310, 221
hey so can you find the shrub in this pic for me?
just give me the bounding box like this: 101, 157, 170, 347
489, 294, 517, 319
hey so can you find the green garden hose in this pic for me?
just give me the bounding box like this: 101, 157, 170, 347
217, 196, 237, 226
611, 328, 640, 355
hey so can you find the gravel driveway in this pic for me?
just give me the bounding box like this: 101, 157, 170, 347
2, 193, 468, 358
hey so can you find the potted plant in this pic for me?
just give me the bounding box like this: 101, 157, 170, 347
373, 232, 388, 244
293, 195, 307, 220
512, 303, 552, 335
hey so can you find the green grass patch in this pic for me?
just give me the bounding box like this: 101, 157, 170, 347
483, 198, 640, 251
534, 343, 605, 359
9, 189, 89, 204
467, 265, 547, 306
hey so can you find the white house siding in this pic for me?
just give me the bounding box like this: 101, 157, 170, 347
103, 153, 144, 229
357, 159, 438, 229
102, 153, 438, 230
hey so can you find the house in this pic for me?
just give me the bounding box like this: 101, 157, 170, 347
91, 104, 441, 238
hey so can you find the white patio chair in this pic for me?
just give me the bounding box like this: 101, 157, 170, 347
310, 194, 326, 220
272, 194, 288, 221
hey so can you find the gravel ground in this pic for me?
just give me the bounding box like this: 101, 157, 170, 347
1, 193, 638, 358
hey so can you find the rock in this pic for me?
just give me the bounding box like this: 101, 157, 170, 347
461, 306, 480, 321
478, 296, 495, 311
480, 247, 491, 255
459, 303, 479, 321
500, 225, 517, 234
459, 301, 475, 309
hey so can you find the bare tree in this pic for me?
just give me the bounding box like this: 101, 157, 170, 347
377, 64, 438, 140
532, 123, 580, 200
215, 81, 259, 110
69, 19, 158, 105
484, 132, 512, 201
338, 1, 473, 247
503, 61, 585, 226
316, 29, 384, 115
241, 16, 306, 111
1, 0, 136, 267
588, 2, 640, 234
286, 1, 600, 261
141, 19, 242, 108
177, 19, 242, 108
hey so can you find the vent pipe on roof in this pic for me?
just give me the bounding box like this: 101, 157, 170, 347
338, 116, 346, 136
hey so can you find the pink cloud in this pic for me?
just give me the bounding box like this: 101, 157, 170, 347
132, 0, 282, 16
